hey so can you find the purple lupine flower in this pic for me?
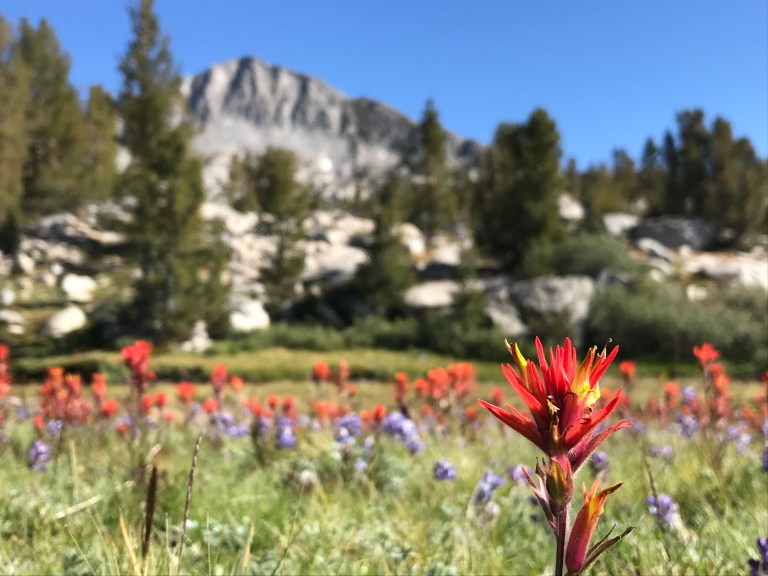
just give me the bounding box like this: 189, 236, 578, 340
28, 439, 51, 471
727, 423, 752, 453
253, 415, 271, 437
403, 435, 424, 454
433, 460, 457, 480
354, 458, 368, 474
762, 444, 768, 473
749, 537, 768, 576
335, 413, 362, 446
381, 411, 423, 454
648, 494, 680, 530
507, 464, 532, 486
363, 436, 375, 454
675, 412, 699, 438
682, 386, 698, 406
16, 406, 28, 420
46, 419, 63, 437
589, 451, 610, 476
650, 445, 674, 461
473, 470, 506, 505
275, 421, 296, 449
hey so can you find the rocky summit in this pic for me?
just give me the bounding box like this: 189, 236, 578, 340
181, 56, 480, 197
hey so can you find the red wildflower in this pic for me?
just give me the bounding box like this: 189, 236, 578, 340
414, 378, 429, 398
693, 343, 719, 368
121, 340, 154, 390
394, 372, 409, 405
565, 480, 630, 574
312, 361, 331, 384
155, 391, 168, 408
202, 398, 218, 414
347, 384, 358, 397
100, 398, 119, 418
163, 410, 174, 422
266, 395, 279, 409
91, 373, 107, 398
663, 381, 680, 409
372, 404, 387, 424
176, 381, 196, 405
229, 376, 244, 392
210, 364, 228, 396
140, 394, 154, 413
618, 360, 636, 381
479, 338, 630, 472
490, 387, 504, 406
464, 406, 479, 423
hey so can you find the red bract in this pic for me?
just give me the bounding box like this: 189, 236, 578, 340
693, 342, 719, 368
230, 376, 244, 392
312, 361, 331, 384
202, 398, 218, 414
210, 364, 228, 397
100, 398, 119, 418
565, 480, 630, 575
479, 338, 630, 472
176, 381, 196, 405
0, 343, 11, 397
121, 340, 154, 391
619, 360, 636, 380
91, 373, 107, 399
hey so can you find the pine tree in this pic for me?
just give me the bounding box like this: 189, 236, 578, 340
676, 109, 711, 215
0, 16, 28, 254
357, 173, 415, 317
409, 99, 455, 248
249, 148, 309, 317
117, 0, 229, 341
610, 148, 637, 209
16, 18, 84, 216
478, 108, 564, 273
579, 164, 613, 233
638, 138, 665, 215
81, 85, 117, 202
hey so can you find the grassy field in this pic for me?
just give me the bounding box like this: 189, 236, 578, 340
0, 345, 766, 575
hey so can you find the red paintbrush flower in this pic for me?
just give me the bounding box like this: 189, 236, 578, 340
479, 338, 630, 472
693, 342, 719, 368
176, 381, 196, 405
565, 480, 631, 575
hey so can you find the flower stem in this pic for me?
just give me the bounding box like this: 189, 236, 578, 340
555, 510, 567, 576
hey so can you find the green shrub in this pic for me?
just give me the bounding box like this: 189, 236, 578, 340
585, 283, 768, 373
524, 233, 643, 279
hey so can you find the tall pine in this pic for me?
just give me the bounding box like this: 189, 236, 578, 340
357, 173, 415, 317
81, 85, 117, 202
117, 0, 229, 341
478, 108, 564, 273
16, 18, 84, 216
0, 16, 28, 254
409, 99, 455, 248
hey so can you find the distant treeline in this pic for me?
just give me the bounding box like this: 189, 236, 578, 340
1, 5, 766, 346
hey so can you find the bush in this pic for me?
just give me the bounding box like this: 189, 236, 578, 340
585, 283, 768, 373
523, 233, 643, 279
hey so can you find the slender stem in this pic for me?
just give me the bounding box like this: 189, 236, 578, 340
555, 510, 568, 576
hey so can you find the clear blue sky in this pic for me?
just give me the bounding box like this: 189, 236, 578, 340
2, 0, 767, 167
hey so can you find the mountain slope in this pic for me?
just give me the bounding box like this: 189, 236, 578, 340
181, 56, 479, 195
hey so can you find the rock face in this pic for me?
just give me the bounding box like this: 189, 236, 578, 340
404, 280, 459, 308
44, 305, 87, 338
182, 57, 480, 195
629, 216, 713, 250
508, 275, 596, 328
61, 274, 98, 303
230, 299, 271, 332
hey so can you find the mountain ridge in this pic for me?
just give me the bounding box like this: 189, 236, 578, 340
181, 55, 480, 196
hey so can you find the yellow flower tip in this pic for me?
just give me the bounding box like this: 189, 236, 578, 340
547, 398, 560, 416
511, 342, 528, 370
504, 338, 513, 353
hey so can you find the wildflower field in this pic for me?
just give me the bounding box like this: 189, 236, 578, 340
0, 340, 765, 575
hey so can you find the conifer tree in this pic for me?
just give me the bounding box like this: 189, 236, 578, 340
81, 85, 117, 201
117, 0, 229, 341
357, 173, 415, 317
0, 16, 28, 254
16, 18, 84, 216
638, 138, 665, 214
409, 99, 455, 248
249, 148, 308, 318
478, 108, 564, 273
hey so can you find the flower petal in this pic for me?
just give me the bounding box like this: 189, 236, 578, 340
478, 399, 545, 451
